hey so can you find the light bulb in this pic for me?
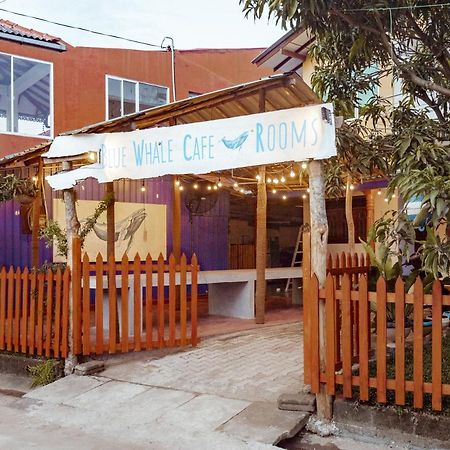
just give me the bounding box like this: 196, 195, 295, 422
240, 188, 245, 193
307, 188, 310, 193
273, 178, 279, 184
207, 185, 212, 191
179, 185, 184, 191
175, 179, 180, 187
233, 182, 239, 188
302, 194, 307, 199
301, 162, 308, 170
272, 189, 277, 194
384, 198, 389, 202
88, 151, 97, 162
267, 177, 272, 183
282, 195, 287, 200
31, 175, 38, 182
280, 176, 286, 183
290, 170, 295, 178
217, 181, 223, 188
140, 185, 146, 192
193, 183, 199, 190
256, 174, 261, 181
392, 193, 396, 198
377, 190, 382, 196
213, 185, 218, 190
349, 184, 355, 190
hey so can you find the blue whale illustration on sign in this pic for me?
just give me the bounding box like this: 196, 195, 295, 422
221, 131, 249, 151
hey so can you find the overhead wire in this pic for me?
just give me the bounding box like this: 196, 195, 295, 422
0, 6, 164, 49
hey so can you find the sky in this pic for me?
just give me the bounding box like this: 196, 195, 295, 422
0, 1, 285, 50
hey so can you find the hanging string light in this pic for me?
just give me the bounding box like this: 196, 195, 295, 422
175, 179, 181, 187
193, 183, 199, 190
179, 185, 184, 191
282, 195, 287, 200
280, 176, 286, 183
256, 174, 261, 181
273, 178, 279, 184
207, 185, 212, 191
233, 182, 239, 188
301, 162, 308, 170
140, 182, 146, 192
267, 177, 272, 183
272, 188, 277, 194
213, 185, 218, 190
377, 190, 382, 196
290, 169, 295, 178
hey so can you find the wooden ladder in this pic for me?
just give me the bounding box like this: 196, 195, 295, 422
285, 226, 303, 292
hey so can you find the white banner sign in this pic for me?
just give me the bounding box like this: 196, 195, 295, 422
44, 104, 336, 190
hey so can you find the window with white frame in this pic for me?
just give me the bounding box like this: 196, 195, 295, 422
106, 76, 169, 120
0, 53, 52, 137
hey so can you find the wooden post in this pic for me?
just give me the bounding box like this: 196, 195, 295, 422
365, 189, 375, 249
62, 160, 80, 375
308, 160, 333, 420
302, 191, 311, 384
255, 165, 267, 324
172, 176, 181, 263
345, 175, 355, 253
255, 89, 267, 324
31, 160, 44, 268
106, 182, 115, 259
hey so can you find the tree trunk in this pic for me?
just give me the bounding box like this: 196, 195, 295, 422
308, 160, 333, 420
62, 161, 80, 376
345, 175, 355, 253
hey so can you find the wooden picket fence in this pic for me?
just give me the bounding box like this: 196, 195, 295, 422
72, 238, 199, 355
306, 270, 450, 412
304, 252, 369, 386
0, 239, 199, 359
229, 244, 255, 269
0, 266, 71, 358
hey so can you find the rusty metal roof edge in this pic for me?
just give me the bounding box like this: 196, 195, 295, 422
60, 72, 312, 137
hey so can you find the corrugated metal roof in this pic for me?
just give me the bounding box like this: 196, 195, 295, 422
0, 19, 66, 50
252, 27, 315, 74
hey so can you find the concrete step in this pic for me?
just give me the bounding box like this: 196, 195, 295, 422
0, 372, 33, 397
218, 401, 310, 446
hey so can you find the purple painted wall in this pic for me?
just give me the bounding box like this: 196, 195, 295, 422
0, 176, 229, 271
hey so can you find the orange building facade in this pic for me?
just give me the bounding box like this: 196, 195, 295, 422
0, 20, 271, 158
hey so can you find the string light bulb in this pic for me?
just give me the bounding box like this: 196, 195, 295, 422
282, 195, 287, 200
175, 179, 181, 187
140, 184, 146, 192
213, 185, 218, 190
193, 183, 199, 190
273, 178, 279, 184
240, 188, 245, 194
302, 194, 307, 199
377, 190, 382, 196
290, 170, 295, 178
392, 193, 396, 198
301, 162, 308, 170
267, 177, 272, 183
256, 174, 261, 181
233, 182, 239, 188
88, 151, 97, 162
307, 188, 310, 193
349, 184, 355, 191
272, 189, 277, 194
217, 180, 223, 188
207, 185, 212, 191
280, 176, 286, 183
179, 185, 184, 191
31, 175, 38, 183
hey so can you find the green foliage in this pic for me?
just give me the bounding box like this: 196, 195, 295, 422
40, 193, 114, 257
0, 174, 38, 202
28, 359, 58, 387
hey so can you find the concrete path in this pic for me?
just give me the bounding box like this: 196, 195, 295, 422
16, 322, 306, 449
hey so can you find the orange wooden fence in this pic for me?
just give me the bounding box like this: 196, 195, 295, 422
0, 266, 70, 358
0, 240, 199, 359
72, 237, 199, 356
229, 244, 255, 269
306, 271, 450, 412
304, 251, 369, 386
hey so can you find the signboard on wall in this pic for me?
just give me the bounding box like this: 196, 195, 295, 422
52, 200, 166, 260
44, 104, 336, 190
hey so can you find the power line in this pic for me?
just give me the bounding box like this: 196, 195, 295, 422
0, 7, 164, 49
345, 2, 450, 12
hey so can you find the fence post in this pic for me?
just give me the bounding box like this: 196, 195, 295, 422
71, 236, 82, 358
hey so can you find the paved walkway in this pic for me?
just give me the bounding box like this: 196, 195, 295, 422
17, 322, 305, 449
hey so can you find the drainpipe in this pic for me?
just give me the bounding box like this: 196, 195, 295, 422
161, 36, 176, 102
